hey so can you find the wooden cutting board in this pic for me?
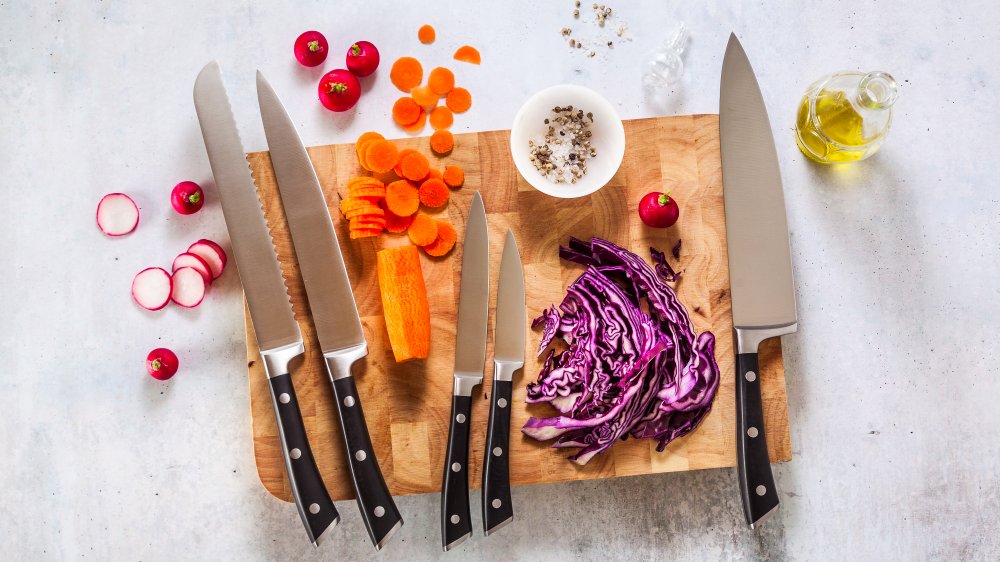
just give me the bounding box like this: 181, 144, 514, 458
244, 114, 791, 502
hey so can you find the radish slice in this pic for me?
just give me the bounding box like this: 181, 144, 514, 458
170, 267, 207, 308
96, 193, 139, 236
171, 252, 212, 285
187, 239, 227, 280
132, 267, 172, 311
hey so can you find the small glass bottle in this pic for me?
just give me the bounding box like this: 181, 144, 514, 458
642, 24, 690, 104
795, 71, 899, 163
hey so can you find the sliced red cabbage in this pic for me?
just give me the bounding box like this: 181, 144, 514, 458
522, 237, 719, 464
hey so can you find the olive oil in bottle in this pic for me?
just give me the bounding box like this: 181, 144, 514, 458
795, 71, 898, 163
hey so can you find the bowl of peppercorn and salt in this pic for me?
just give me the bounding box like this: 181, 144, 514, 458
510, 84, 626, 198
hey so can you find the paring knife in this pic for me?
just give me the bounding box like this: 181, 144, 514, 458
719, 34, 799, 528
193, 62, 339, 546
441, 192, 489, 551
481, 230, 524, 536
255, 71, 403, 550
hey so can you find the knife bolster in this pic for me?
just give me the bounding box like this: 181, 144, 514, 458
261, 341, 306, 379
323, 343, 369, 381
734, 323, 797, 354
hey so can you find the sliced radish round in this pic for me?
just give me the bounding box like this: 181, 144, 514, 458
187, 239, 227, 280
96, 193, 139, 236
172, 252, 212, 285
132, 267, 172, 311
170, 267, 207, 308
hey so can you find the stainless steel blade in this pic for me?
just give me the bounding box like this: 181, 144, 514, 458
255, 71, 365, 354
452, 192, 489, 394
720, 35, 798, 332
493, 230, 525, 365
193, 62, 301, 353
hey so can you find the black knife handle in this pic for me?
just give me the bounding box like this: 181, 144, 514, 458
482, 379, 513, 535
330, 376, 403, 550
268, 373, 339, 545
441, 394, 473, 551
735, 352, 779, 527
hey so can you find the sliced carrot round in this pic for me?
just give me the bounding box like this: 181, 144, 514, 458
356, 139, 380, 170
384, 209, 415, 233
385, 180, 420, 216
348, 185, 387, 199
344, 206, 385, 220
400, 151, 430, 182
392, 97, 422, 126
393, 148, 418, 176
410, 85, 439, 108
346, 176, 383, 191
350, 228, 382, 240
423, 221, 457, 256
426, 168, 443, 180
350, 216, 387, 228
364, 139, 400, 174
340, 198, 377, 214
407, 213, 438, 246
418, 178, 449, 208
453, 45, 481, 65
418, 24, 436, 44
390, 57, 423, 92
429, 106, 454, 130
430, 130, 455, 155
445, 87, 472, 113
442, 165, 464, 188
428, 67, 455, 95
404, 108, 427, 134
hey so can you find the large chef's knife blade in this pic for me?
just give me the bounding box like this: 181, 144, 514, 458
441, 192, 489, 551
256, 71, 402, 551
482, 229, 524, 536
193, 62, 339, 546
720, 34, 799, 529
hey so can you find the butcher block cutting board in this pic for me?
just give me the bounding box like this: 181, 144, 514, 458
244, 114, 791, 502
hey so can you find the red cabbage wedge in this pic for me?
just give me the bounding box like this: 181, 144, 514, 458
522, 237, 720, 464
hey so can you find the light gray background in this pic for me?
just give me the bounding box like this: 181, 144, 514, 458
2, 1, 998, 560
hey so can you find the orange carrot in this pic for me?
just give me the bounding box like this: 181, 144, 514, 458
426, 168, 443, 180
399, 151, 430, 182
364, 139, 400, 174
384, 209, 415, 233
348, 185, 386, 199
422, 221, 457, 256
355, 132, 384, 169
430, 130, 454, 155
417, 24, 436, 44
350, 218, 387, 231
442, 165, 464, 188
340, 197, 378, 213
407, 213, 439, 246
445, 87, 472, 113
356, 140, 380, 170
385, 180, 420, 216
404, 108, 427, 134
453, 45, 481, 65
410, 85, 439, 108
428, 67, 455, 95
429, 106, 454, 130
390, 56, 423, 92
344, 206, 385, 220
418, 178, 449, 208
350, 228, 382, 240
346, 176, 383, 190
393, 148, 418, 176
392, 97, 422, 126
376, 246, 430, 362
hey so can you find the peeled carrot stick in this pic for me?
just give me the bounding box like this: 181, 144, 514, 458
390, 57, 423, 92
418, 178, 449, 208
429, 106, 453, 130
453, 45, 481, 65
445, 87, 472, 113
365, 139, 400, 174
407, 213, 439, 246
442, 165, 464, 188
430, 130, 455, 155
428, 67, 455, 95
418, 24, 436, 44
385, 180, 420, 216
376, 246, 431, 362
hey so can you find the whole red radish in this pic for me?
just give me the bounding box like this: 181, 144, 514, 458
346, 41, 380, 77
318, 69, 361, 112
171, 181, 204, 215
294, 31, 328, 67
638, 191, 680, 228
146, 348, 178, 381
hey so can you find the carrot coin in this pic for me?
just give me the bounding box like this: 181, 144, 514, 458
418, 178, 449, 208
428, 67, 455, 95
393, 148, 418, 176
442, 165, 464, 188
445, 87, 472, 113
453, 45, 481, 65
426, 168, 443, 180
400, 151, 430, 181
390, 56, 423, 92
407, 213, 438, 246
349, 228, 382, 239
430, 130, 454, 155
385, 180, 420, 216
418, 24, 436, 44
423, 221, 458, 256
429, 106, 454, 130
392, 97, 422, 126
410, 85, 439, 108
364, 139, 400, 174
404, 108, 427, 134
384, 209, 415, 233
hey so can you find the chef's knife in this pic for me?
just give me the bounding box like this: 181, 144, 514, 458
193, 62, 339, 546
719, 35, 799, 529
441, 192, 489, 551
255, 71, 403, 550
481, 229, 524, 536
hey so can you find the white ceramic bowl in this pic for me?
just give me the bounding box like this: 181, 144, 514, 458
510, 84, 626, 198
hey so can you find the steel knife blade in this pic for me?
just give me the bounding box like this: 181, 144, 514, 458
482, 229, 524, 536
720, 34, 799, 529
193, 61, 339, 546
256, 70, 402, 551
441, 191, 489, 551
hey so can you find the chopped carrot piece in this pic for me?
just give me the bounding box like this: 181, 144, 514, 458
400, 151, 430, 182
418, 24, 436, 44
418, 178, 449, 208
445, 87, 472, 113
393, 148, 418, 176
385, 180, 420, 216
348, 185, 386, 199
355, 132, 384, 169
392, 97, 422, 126
442, 165, 464, 188
350, 228, 382, 240
428, 67, 455, 95
407, 213, 438, 246
430, 130, 454, 155
404, 108, 427, 134
423, 221, 457, 256
390, 56, 423, 92
364, 139, 400, 174
453, 45, 481, 65
346, 176, 383, 191
429, 106, 454, 130
426, 168, 443, 180
340, 198, 377, 214
356, 139, 380, 170
344, 206, 385, 220
410, 85, 439, 108
350, 217, 387, 230
384, 209, 415, 233
376, 246, 431, 361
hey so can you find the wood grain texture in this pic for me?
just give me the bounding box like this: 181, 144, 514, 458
244, 114, 791, 502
